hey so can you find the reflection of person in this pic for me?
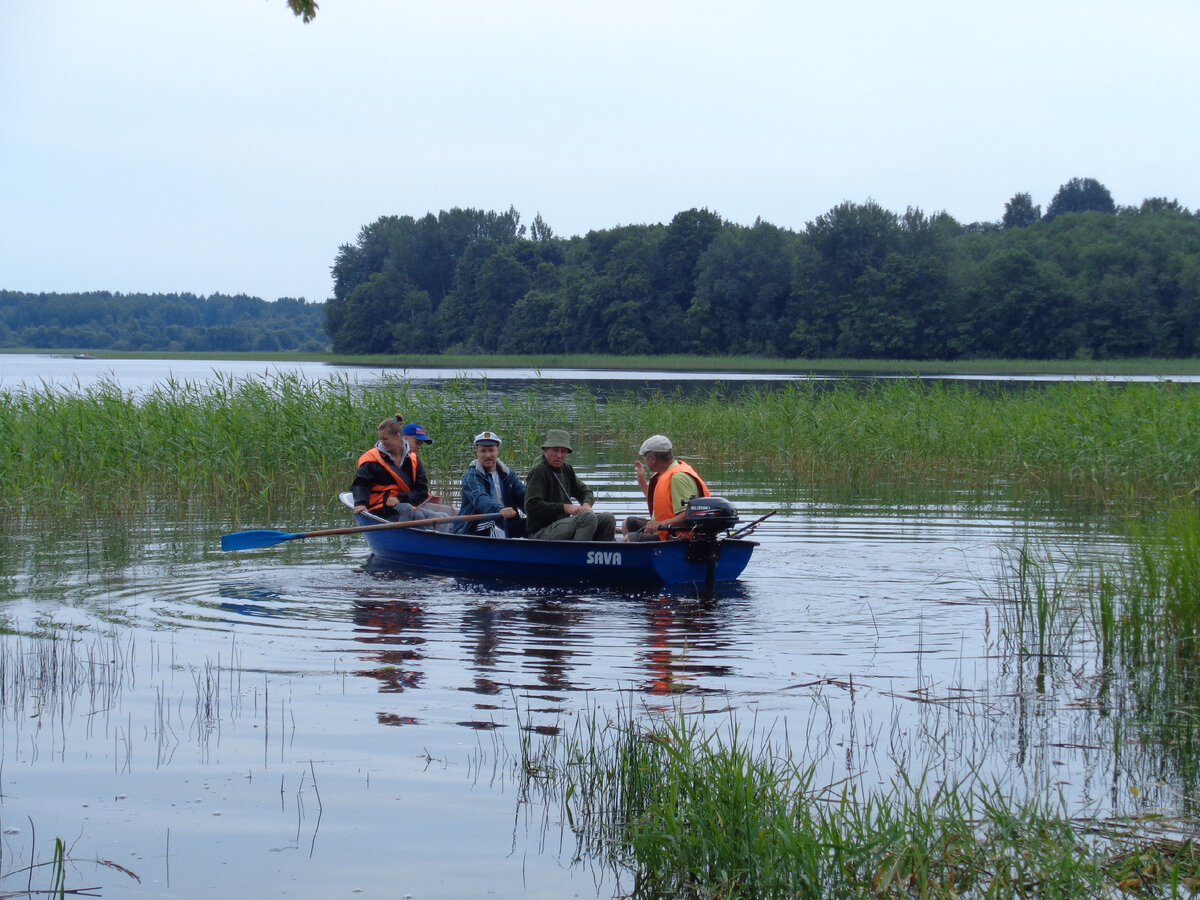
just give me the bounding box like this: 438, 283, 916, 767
352, 599, 427, 699
622, 434, 710, 541
525, 429, 616, 541
453, 430, 526, 537
351, 418, 441, 524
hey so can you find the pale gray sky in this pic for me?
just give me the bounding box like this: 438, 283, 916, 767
2, 0, 1197, 305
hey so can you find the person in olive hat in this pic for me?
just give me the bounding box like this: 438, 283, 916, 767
524, 429, 615, 541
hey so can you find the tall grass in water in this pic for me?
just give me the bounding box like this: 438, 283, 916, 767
1102, 503, 1200, 665
1083, 502, 1200, 789
0, 372, 614, 520
0, 833, 141, 896
3, 375, 1200, 522
519, 704, 1200, 898
991, 538, 1087, 693
607, 379, 1200, 506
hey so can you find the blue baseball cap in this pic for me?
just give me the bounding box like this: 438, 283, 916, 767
403, 423, 433, 444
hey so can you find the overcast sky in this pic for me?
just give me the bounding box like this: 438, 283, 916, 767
2, 0, 1197, 305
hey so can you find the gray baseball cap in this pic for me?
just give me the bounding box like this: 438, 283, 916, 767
639, 434, 673, 454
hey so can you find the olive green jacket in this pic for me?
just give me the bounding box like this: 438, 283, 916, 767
524, 456, 596, 536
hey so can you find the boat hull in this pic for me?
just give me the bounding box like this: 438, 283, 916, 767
352, 512, 755, 586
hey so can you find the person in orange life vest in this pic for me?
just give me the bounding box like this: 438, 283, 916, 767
621, 434, 710, 542
351, 418, 436, 522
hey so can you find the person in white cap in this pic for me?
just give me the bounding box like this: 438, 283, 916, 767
453, 430, 526, 537
623, 434, 710, 541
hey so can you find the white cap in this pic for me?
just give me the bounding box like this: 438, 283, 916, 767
474, 430, 502, 446
639, 434, 673, 454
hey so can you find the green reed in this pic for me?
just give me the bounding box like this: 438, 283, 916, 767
991, 538, 1085, 680
0, 833, 142, 897
1080, 502, 1200, 790
993, 499, 1200, 801
604, 379, 1200, 506
519, 703, 1200, 899
3, 375, 1199, 523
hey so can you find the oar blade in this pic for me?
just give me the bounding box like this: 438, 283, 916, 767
220, 529, 303, 552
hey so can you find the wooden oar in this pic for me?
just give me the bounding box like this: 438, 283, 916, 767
221, 513, 500, 552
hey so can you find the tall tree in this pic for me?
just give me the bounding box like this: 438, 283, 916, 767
1044, 177, 1116, 221
791, 201, 902, 356
1136, 197, 1191, 217
1002, 192, 1041, 229
962, 249, 1080, 358
529, 213, 555, 243
659, 208, 724, 312
687, 221, 796, 355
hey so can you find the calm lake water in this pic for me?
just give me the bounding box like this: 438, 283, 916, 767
0, 355, 1180, 898
5, 352, 1199, 396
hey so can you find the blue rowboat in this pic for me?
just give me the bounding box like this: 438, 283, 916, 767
339, 494, 756, 587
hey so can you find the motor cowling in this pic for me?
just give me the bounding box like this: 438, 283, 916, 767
682, 496, 739, 536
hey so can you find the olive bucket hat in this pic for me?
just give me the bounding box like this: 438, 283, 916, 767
541, 429, 573, 452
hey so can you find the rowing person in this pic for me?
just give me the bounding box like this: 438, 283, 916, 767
453, 430, 526, 538
622, 434, 710, 541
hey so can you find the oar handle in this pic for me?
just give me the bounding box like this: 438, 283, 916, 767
298, 513, 496, 539
220, 512, 501, 552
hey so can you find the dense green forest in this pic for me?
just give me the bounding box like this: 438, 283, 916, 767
327, 179, 1200, 360
0, 291, 330, 352
6, 178, 1199, 360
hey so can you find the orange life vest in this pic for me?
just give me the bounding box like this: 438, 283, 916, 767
646, 461, 709, 539
357, 446, 416, 511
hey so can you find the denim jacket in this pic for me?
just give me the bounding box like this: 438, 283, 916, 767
453, 458, 526, 536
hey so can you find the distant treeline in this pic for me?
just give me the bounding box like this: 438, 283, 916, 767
0, 291, 330, 352
327, 179, 1200, 360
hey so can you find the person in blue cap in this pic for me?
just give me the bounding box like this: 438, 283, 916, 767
453, 430, 526, 537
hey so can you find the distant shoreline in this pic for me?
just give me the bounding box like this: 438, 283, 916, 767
6, 348, 1200, 376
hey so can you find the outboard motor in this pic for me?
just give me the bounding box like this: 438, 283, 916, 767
682, 496, 740, 537
677, 496, 739, 595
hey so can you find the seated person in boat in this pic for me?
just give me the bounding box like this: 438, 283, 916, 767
622, 434, 710, 541
453, 430, 526, 538
351, 418, 444, 526
524, 429, 616, 541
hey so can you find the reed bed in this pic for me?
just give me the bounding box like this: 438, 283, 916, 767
518, 703, 1200, 899
990, 538, 1088, 684
1075, 502, 1200, 791
985, 498, 1200, 811
2, 375, 1198, 524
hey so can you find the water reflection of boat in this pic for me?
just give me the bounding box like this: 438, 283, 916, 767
339, 493, 756, 587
